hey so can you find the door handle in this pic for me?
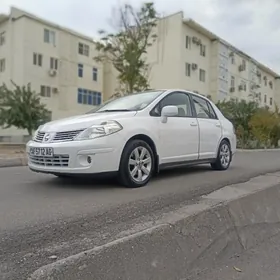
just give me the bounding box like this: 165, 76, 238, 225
216, 123, 221, 127
190, 122, 198, 126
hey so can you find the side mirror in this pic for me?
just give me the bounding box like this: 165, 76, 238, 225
161, 105, 178, 123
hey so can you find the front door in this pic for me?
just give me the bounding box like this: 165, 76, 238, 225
151, 91, 199, 164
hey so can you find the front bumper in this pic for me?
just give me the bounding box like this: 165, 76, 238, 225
26, 136, 124, 174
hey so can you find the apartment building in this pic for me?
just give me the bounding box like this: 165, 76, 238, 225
0, 7, 103, 141
141, 12, 280, 106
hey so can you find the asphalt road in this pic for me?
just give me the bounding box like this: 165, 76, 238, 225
1, 151, 280, 279
188, 232, 280, 280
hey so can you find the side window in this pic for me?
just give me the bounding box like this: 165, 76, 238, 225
192, 95, 217, 119
207, 102, 217, 119
151, 92, 193, 117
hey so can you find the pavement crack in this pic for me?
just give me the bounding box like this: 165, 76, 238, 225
226, 206, 245, 250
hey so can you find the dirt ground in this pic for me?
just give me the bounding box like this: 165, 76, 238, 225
0, 145, 26, 157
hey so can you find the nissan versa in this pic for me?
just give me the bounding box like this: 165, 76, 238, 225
26, 89, 236, 188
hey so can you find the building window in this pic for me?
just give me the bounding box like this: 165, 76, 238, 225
50, 57, 58, 70
78, 64, 83, 77
78, 43, 89, 56
0, 32, 5, 46
231, 55, 235, 64
242, 59, 246, 70
241, 80, 247, 91
40, 85, 51, 97
270, 97, 273, 106
264, 78, 267, 86
230, 76, 235, 88
92, 67, 98, 81
185, 36, 191, 49
33, 53, 43, 66
44, 29, 56, 45
199, 69, 206, 82
185, 63, 191, 77
264, 94, 267, 104
269, 81, 273, 89
200, 45, 206, 57
0, 59, 5, 72
77, 88, 102, 105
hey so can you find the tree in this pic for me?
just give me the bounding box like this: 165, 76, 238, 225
216, 99, 259, 148
94, 2, 157, 96
0, 81, 51, 136
249, 107, 278, 148
270, 104, 280, 147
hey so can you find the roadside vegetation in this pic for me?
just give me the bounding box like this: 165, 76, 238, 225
0, 81, 51, 136
216, 99, 280, 149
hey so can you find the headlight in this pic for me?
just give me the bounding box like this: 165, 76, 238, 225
74, 120, 123, 141
32, 125, 43, 140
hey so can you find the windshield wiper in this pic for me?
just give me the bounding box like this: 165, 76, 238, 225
96, 109, 133, 113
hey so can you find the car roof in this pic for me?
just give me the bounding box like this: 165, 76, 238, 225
157, 89, 210, 100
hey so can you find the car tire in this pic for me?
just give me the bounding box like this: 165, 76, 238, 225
211, 140, 232, 171
118, 139, 155, 188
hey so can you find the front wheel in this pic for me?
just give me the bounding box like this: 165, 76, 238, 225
118, 140, 155, 188
211, 140, 232, 171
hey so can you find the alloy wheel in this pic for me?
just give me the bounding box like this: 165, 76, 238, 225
128, 146, 152, 182
220, 143, 230, 168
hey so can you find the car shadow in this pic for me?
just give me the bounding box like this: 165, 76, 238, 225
48, 175, 119, 189
37, 164, 214, 190
154, 164, 213, 181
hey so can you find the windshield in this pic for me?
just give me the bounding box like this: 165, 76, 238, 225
87, 90, 164, 114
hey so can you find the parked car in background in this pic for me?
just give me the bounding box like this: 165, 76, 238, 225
26, 89, 236, 188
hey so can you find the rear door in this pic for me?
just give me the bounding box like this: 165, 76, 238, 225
191, 95, 222, 159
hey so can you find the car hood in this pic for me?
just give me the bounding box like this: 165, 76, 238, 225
39, 111, 137, 132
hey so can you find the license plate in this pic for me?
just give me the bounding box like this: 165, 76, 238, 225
29, 147, 54, 157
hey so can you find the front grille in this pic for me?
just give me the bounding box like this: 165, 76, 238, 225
53, 130, 83, 142
34, 130, 84, 143
35, 132, 45, 142
29, 155, 69, 167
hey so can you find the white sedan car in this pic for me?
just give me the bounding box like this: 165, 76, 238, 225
26, 89, 236, 188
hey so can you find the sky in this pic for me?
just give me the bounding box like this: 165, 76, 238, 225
1, 0, 280, 73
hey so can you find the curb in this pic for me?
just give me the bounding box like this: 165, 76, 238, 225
28, 172, 280, 280
237, 148, 280, 152
0, 156, 27, 168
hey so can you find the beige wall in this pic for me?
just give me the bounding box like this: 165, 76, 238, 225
275, 78, 280, 108
0, 20, 11, 84
0, 7, 103, 139
146, 12, 183, 89
180, 20, 212, 96
103, 60, 118, 101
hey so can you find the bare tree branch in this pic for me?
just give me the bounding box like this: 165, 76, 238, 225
94, 2, 158, 95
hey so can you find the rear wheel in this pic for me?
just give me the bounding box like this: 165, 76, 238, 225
118, 140, 155, 188
211, 140, 231, 171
